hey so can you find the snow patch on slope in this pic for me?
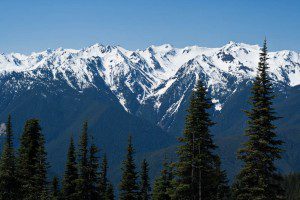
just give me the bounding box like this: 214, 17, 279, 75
0, 42, 299, 118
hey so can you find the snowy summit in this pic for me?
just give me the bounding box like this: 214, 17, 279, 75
0, 42, 299, 128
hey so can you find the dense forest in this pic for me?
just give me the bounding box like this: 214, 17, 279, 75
0, 41, 299, 200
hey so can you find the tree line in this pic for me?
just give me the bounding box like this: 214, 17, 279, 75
0, 40, 294, 199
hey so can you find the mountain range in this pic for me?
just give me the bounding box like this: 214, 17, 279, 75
0, 41, 299, 183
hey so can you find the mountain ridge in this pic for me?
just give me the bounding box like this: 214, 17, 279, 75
0, 42, 299, 182
1, 41, 298, 131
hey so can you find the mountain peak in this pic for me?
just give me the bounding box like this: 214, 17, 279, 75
147, 44, 174, 53
221, 41, 261, 52
0, 41, 299, 128
0, 42, 299, 99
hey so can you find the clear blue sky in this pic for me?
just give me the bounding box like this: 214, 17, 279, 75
0, 0, 299, 54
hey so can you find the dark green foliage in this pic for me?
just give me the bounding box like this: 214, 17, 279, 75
282, 173, 300, 200
0, 115, 18, 200
233, 40, 285, 200
105, 183, 115, 200
173, 80, 228, 200
88, 140, 100, 200
36, 132, 49, 199
139, 159, 151, 200
214, 157, 230, 200
17, 119, 49, 200
51, 176, 61, 200
62, 136, 78, 200
152, 158, 173, 200
119, 135, 139, 200
99, 154, 114, 200
99, 154, 108, 198
75, 122, 90, 199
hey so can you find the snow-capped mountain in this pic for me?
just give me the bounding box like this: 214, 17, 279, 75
0, 42, 299, 130
0, 42, 300, 181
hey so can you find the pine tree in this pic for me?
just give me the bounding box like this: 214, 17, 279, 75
233, 40, 284, 200
75, 122, 90, 200
152, 158, 173, 200
35, 132, 49, 199
88, 140, 100, 200
119, 135, 139, 200
139, 159, 151, 200
51, 176, 61, 200
17, 119, 49, 200
0, 115, 18, 200
214, 157, 230, 200
99, 154, 109, 198
173, 80, 227, 200
62, 136, 78, 200
105, 183, 115, 200
282, 173, 300, 199
99, 153, 115, 200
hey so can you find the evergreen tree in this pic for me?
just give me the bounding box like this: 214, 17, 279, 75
99, 154, 109, 198
88, 140, 100, 200
0, 115, 18, 200
35, 132, 49, 199
119, 135, 139, 200
282, 173, 300, 200
17, 119, 48, 200
99, 153, 115, 200
62, 136, 78, 200
214, 157, 230, 200
233, 40, 284, 200
75, 122, 90, 200
51, 176, 61, 200
139, 159, 151, 200
173, 80, 227, 200
152, 158, 173, 200
105, 183, 115, 200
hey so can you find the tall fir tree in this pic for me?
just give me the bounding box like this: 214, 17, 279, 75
119, 135, 139, 200
282, 173, 300, 199
105, 183, 115, 200
17, 119, 49, 200
35, 132, 49, 199
88, 139, 100, 200
99, 153, 114, 200
233, 40, 284, 200
51, 176, 61, 200
75, 122, 90, 200
139, 159, 151, 200
214, 157, 230, 200
152, 158, 173, 200
62, 136, 78, 200
0, 115, 18, 200
173, 80, 228, 200
99, 153, 108, 199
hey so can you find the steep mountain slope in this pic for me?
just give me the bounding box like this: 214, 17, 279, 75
0, 63, 175, 177
0, 42, 299, 180
1, 42, 298, 132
